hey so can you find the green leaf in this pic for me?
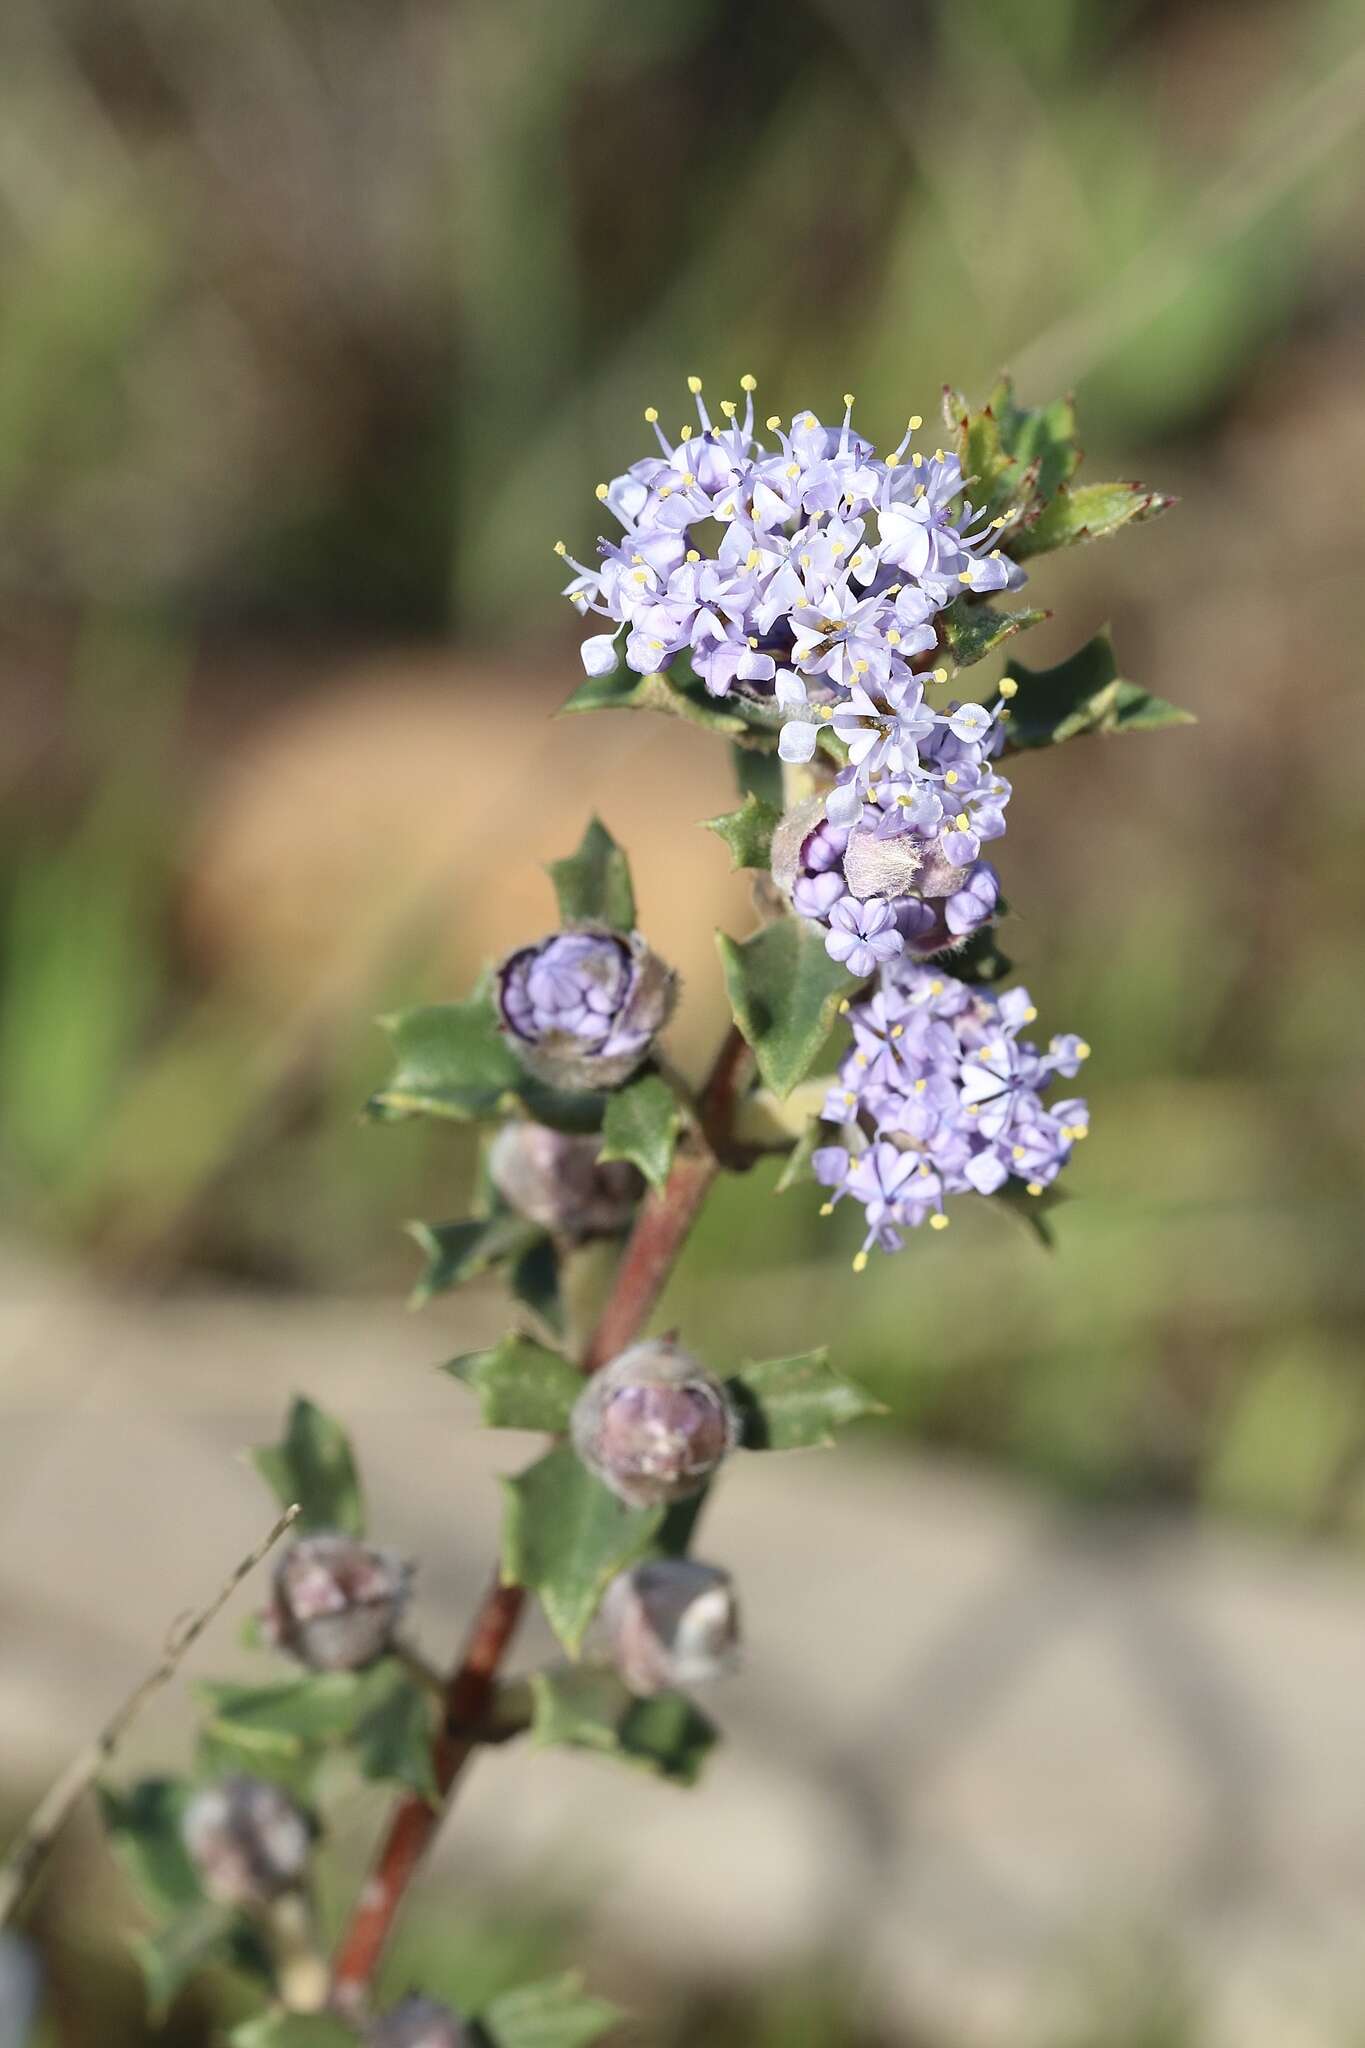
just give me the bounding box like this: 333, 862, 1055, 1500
509, 1234, 565, 1339
1003, 631, 1195, 752
528, 1667, 718, 1787
135, 1901, 237, 2019
406, 1213, 539, 1307
1010, 480, 1176, 559
726, 1349, 885, 1450
945, 378, 1080, 526
250, 1397, 364, 1537
597, 1071, 681, 1193
502, 1445, 663, 1654
733, 741, 783, 807
482, 1971, 623, 2048
512, 1076, 611, 1137
351, 1663, 438, 1801
996, 1179, 1070, 1250
444, 1334, 584, 1433
99, 1778, 202, 1916
939, 598, 1048, 669
366, 986, 522, 1123
197, 1664, 434, 1798
717, 917, 851, 1099
561, 660, 763, 743
547, 817, 636, 932
941, 924, 1014, 986
230, 2016, 358, 2048
703, 791, 781, 872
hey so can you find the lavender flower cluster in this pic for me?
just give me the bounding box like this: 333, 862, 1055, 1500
813, 959, 1090, 1258
560, 378, 1020, 968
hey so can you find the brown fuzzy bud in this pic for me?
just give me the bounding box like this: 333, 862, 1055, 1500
601, 1559, 740, 1696
366, 1996, 477, 2048
841, 828, 924, 901
488, 1121, 643, 1240
182, 1776, 312, 1907
264, 1532, 411, 1673
571, 1337, 739, 1508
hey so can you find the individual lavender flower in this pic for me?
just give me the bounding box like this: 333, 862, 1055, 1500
600, 1559, 740, 1697
824, 897, 903, 978
366, 1997, 477, 2048
813, 961, 1090, 1259
488, 1121, 643, 1239
263, 1533, 411, 1673
182, 1777, 312, 1908
496, 926, 676, 1091
571, 1337, 739, 1508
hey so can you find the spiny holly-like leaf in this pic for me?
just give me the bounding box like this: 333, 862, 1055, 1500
406, 1213, 539, 1308
231, 2017, 358, 2048
939, 598, 1048, 669
717, 916, 852, 1100
597, 1070, 681, 1193
1003, 630, 1195, 752
135, 1901, 237, 2019
945, 378, 1080, 527
351, 1664, 439, 1801
367, 986, 522, 1123
528, 1667, 718, 1787
509, 1234, 565, 1339
482, 1972, 623, 2048
502, 1444, 663, 1654
548, 817, 636, 932
562, 660, 771, 747
732, 740, 783, 807
941, 925, 1014, 986
444, 1334, 583, 1433
196, 1664, 434, 1799
1010, 480, 1176, 559
250, 1397, 364, 1537
726, 1349, 885, 1450
99, 1779, 202, 1917
703, 792, 781, 872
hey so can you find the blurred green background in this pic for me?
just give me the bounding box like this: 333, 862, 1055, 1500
2, 0, 1364, 2041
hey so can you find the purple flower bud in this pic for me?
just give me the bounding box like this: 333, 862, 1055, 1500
366, 1996, 477, 2048
488, 1121, 643, 1240
263, 1532, 411, 1673
601, 1559, 740, 1696
571, 1337, 739, 1508
496, 925, 676, 1091
182, 1776, 312, 1907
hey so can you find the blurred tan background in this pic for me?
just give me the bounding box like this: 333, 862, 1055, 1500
2, 1, 1365, 2043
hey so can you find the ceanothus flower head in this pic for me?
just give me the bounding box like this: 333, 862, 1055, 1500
572, 1336, 739, 1508
813, 961, 1091, 1259
600, 1558, 740, 1697
264, 1532, 411, 1674
496, 924, 676, 1091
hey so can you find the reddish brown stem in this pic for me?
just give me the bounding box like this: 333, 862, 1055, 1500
330, 1024, 753, 2009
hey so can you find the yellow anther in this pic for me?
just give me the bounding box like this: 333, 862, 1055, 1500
1027, 1181, 1044, 1197
644, 406, 659, 423
838, 999, 851, 1014
930, 979, 944, 994
804, 413, 817, 429
908, 413, 923, 431
745, 549, 760, 571
680, 423, 693, 442
935, 448, 944, 461
990, 548, 1003, 560
890, 1024, 904, 1038
851, 1251, 870, 1274
965, 1103, 979, 1116
886, 451, 901, 468
633, 569, 648, 583
1023, 1005, 1037, 1023
786, 464, 800, 479
687, 375, 703, 394
1012, 1145, 1026, 1161
819, 1202, 835, 1217
853, 659, 869, 675
997, 707, 1011, 721
659, 485, 673, 499
958, 569, 975, 586
1071, 1125, 1089, 1141
766, 414, 782, 430
844, 1091, 857, 1107
933, 668, 948, 684
719, 502, 735, 517
721, 399, 737, 419
800, 551, 811, 569
886, 629, 901, 646
843, 392, 855, 408
681, 472, 695, 486
686, 549, 701, 563
594, 483, 609, 501
955, 812, 970, 831
912, 451, 924, 468
747, 636, 759, 648
1076, 1040, 1092, 1059
832, 541, 847, 556
855, 1051, 868, 1066
740, 373, 757, 391
930, 1213, 950, 1231
914, 1078, 926, 1095
553, 540, 567, 555
944, 770, 959, 787
999, 676, 1018, 698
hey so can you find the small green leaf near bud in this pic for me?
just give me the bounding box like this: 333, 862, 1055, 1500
717, 917, 852, 1100
547, 817, 636, 932
1002, 629, 1195, 752
367, 987, 522, 1124
703, 792, 782, 871
406, 1214, 540, 1308
1009, 480, 1176, 559
250, 1398, 364, 1538
528, 1666, 718, 1786
444, 1335, 584, 1434
939, 598, 1049, 669
725, 1349, 885, 1450
480, 1972, 623, 2048
501, 1444, 665, 1654
597, 1071, 682, 1193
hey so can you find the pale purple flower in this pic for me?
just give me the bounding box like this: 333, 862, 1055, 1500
825, 897, 904, 978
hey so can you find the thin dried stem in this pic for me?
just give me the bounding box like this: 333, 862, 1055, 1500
0, 1502, 300, 1926
329, 1023, 754, 2009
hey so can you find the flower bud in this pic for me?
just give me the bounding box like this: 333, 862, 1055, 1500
263, 1532, 411, 1673
496, 925, 676, 1091
571, 1337, 739, 1508
182, 1776, 312, 1908
601, 1559, 740, 1696
841, 826, 924, 902
366, 1995, 477, 2048
488, 1121, 643, 1240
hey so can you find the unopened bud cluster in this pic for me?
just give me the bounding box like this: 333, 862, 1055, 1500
572, 1337, 738, 1507
264, 1532, 411, 1673
489, 1120, 642, 1239
602, 1558, 739, 1696
182, 1775, 312, 1908
496, 925, 676, 1090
